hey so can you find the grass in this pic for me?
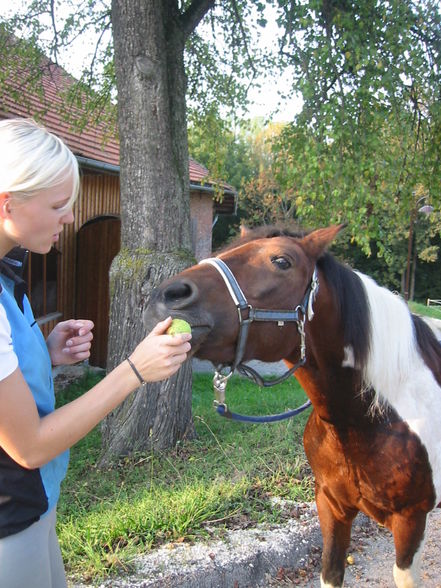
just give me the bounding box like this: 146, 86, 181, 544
409, 300, 441, 321
55, 371, 312, 583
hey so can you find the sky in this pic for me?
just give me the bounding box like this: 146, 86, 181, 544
0, 0, 303, 122
244, 61, 302, 122
241, 5, 303, 121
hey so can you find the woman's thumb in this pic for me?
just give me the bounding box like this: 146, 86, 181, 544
149, 316, 172, 336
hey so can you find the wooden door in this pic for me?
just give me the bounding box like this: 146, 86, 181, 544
76, 217, 121, 367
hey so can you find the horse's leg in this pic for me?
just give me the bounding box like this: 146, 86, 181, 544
391, 511, 427, 588
316, 485, 356, 588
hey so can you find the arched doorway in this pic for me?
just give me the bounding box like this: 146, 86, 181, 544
76, 216, 121, 367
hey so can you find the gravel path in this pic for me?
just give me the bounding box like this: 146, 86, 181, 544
269, 508, 441, 587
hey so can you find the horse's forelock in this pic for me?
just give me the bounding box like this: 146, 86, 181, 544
218, 225, 308, 253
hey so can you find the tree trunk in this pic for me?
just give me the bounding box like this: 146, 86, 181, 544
100, 251, 195, 462
100, 0, 196, 464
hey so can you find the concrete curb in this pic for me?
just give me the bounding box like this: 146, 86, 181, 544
71, 504, 322, 588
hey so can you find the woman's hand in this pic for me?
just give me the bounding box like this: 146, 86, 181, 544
128, 317, 192, 383
46, 319, 94, 366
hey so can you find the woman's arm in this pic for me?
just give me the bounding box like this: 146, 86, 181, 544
0, 317, 191, 469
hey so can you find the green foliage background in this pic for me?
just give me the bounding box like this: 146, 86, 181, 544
189, 1, 441, 299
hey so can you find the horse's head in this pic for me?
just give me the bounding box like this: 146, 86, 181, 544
151, 225, 344, 365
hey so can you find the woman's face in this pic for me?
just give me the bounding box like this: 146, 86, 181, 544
3, 175, 75, 254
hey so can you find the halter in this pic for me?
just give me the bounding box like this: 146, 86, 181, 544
199, 257, 319, 422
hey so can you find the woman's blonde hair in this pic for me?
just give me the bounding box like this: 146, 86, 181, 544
0, 118, 79, 210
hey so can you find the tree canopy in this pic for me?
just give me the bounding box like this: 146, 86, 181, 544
233, 0, 441, 294
276, 0, 440, 240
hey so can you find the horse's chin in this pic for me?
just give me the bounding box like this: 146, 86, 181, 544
187, 324, 212, 354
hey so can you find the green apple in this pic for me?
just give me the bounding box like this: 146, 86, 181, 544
166, 318, 191, 336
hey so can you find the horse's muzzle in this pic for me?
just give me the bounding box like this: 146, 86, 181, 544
150, 278, 214, 351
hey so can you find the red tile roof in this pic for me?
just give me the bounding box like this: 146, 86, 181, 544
189, 158, 210, 183
0, 41, 236, 211
1, 56, 120, 165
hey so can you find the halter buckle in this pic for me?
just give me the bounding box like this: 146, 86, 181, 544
237, 304, 253, 323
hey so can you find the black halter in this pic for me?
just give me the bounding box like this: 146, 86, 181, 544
199, 257, 318, 422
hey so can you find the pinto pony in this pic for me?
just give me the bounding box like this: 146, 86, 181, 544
151, 225, 441, 588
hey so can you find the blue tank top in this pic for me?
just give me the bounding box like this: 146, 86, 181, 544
0, 263, 69, 538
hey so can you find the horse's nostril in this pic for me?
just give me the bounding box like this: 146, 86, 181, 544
163, 279, 198, 309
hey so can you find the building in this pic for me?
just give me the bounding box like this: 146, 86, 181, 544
0, 49, 236, 366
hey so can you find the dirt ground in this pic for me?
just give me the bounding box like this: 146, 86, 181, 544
269, 509, 441, 587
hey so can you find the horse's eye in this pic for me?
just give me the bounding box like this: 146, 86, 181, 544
271, 256, 291, 270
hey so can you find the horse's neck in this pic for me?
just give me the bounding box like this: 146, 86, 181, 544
286, 285, 369, 424
293, 359, 374, 425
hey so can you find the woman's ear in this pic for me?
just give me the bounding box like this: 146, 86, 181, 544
0, 193, 12, 219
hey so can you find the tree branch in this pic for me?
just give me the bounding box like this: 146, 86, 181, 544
85, 19, 112, 87
49, 0, 60, 64
229, 0, 257, 78
180, 0, 216, 39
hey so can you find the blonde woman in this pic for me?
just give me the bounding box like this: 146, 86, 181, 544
0, 118, 191, 588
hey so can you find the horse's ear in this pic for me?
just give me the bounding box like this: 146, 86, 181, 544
240, 224, 251, 238
301, 224, 345, 260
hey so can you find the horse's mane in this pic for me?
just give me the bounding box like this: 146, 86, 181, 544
219, 226, 441, 395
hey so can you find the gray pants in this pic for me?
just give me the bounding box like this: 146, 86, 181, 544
0, 508, 67, 588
